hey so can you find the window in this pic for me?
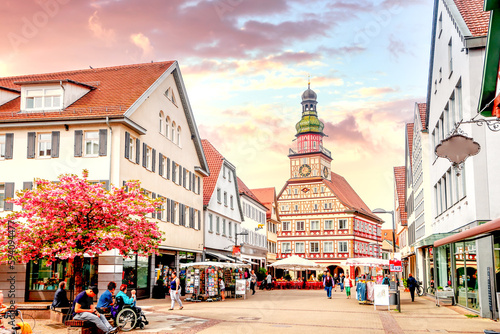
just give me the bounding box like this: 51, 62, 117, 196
311, 220, 320, 230
222, 219, 226, 236
321, 186, 325, 193
145, 146, 152, 170
456, 81, 463, 121
282, 242, 291, 253
325, 220, 333, 230
295, 242, 305, 253
159, 111, 164, 134
339, 219, 348, 230
0, 184, 4, 210
177, 126, 181, 147
294, 204, 299, 212
216, 216, 220, 234
282, 221, 290, 231
38, 133, 51, 157
224, 192, 227, 206
310, 242, 319, 253
313, 187, 317, 193
230, 195, 234, 209
171, 122, 176, 142
128, 135, 135, 162
228, 221, 232, 237
166, 117, 170, 140
324, 241, 333, 253
25, 88, 62, 110
448, 38, 453, 75
84, 131, 99, 157
294, 189, 298, 195
217, 188, 221, 203
438, 12, 443, 37
0, 135, 5, 159
296, 221, 305, 231
339, 241, 348, 253
314, 204, 318, 210
209, 214, 213, 232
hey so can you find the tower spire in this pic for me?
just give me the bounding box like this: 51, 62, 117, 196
308, 74, 310, 89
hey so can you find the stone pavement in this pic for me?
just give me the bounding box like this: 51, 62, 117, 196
16, 288, 500, 333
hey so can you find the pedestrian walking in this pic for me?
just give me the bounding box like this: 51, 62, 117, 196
266, 272, 272, 290
339, 273, 345, 292
333, 274, 339, 292
168, 272, 183, 310
250, 270, 257, 295
344, 276, 352, 299
323, 272, 333, 298
407, 273, 417, 302
382, 274, 390, 286
219, 278, 225, 301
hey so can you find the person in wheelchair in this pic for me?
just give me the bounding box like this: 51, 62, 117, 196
113, 284, 148, 331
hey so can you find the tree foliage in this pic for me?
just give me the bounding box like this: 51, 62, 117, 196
0, 170, 163, 265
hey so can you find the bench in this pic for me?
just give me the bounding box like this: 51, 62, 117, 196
50, 307, 71, 323
65, 319, 108, 334
435, 290, 455, 306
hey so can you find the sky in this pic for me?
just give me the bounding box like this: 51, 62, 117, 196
0, 0, 434, 223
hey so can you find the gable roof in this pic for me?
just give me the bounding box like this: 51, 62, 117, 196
201, 139, 225, 206
251, 187, 276, 219
237, 177, 266, 209
453, 0, 490, 37
323, 172, 381, 222
394, 166, 408, 226
417, 103, 427, 130
0, 61, 175, 120
406, 123, 414, 170
0, 61, 209, 175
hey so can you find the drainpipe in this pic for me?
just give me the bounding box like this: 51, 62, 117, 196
106, 117, 112, 185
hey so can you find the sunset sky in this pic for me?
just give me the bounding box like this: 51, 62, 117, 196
0, 0, 434, 223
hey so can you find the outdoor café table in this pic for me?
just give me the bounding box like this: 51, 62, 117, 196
276, 281, 287, 289
306, 281, 322, 289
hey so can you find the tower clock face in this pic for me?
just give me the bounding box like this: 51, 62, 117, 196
299, 164, 312, 177
323, 166, 329, 178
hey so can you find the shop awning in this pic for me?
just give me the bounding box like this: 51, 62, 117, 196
340, 257, 389, 267
239, 256, 259, 265
413, 233, 456, 248
206, 251, 237, 262
179, 261, 250, 269
434, 217, 500, 248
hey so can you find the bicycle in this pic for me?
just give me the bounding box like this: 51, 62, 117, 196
416, 280, 424, 296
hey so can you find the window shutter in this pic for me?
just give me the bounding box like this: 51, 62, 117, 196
51, 131, 60, 158
152, 149, 156, 172
142, 143, 147, 167
191, 208, 195, 228
159, 153, 164, 176
122, 180, 129, 192
156, 195, 162, 219
4, 182, 14, 211
23, 181, 33, 190
181, 204, 185, 226
198, 210, 201, 230
197, 177, 200, 195
188, 172, 192, 191
183, 168, 186, 187
124, 131, 130, 159
166, 198, 171, 222
152, 192, 156, 199
171, 200, 175, 223
167, 158, 171, 180
135, 139, 141, 164
27, 132, 36, 158
192, 174, 195, 192
99, 129, 107, 156
100, 180, 110, 190
178, 164, 182, 185
74, 130, 83, 157
5, 133, 13, 159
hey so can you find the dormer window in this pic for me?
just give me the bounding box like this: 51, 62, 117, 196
25, 88, 62, 110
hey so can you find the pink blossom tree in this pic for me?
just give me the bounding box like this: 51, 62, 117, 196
0, 170, 163, 292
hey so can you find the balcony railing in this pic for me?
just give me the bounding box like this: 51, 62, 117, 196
288, 143, 331, 158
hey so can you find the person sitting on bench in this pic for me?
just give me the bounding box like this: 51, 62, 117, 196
96, 281, 116, 314
72, 286, 117, 334
51, 281, 70, 309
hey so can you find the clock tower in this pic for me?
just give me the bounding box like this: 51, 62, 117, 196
289, 83, 332, 179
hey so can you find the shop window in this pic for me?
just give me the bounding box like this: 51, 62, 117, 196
122, 254, 150, 290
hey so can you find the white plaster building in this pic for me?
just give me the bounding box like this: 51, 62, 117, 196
0, 61, 209, 302
201, 139, 243, 260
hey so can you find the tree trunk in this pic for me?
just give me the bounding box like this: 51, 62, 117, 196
74, 255, 84, 295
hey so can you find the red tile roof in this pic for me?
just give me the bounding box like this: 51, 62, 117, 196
453, 0, 490, 37
251, 187, 276, 219
406, 123, 414, 169
323, 172, 381, 222
201, 139, 225, 206
417, 103, 427, 130
237, 177, 263, 205
394, 166, 407, 226
0, 61, 175, 121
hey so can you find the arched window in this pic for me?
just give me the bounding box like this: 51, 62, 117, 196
159, 111, 164, 135
171, 122, 176, 143
166, 116, 170, 140
177, 126, 181, 147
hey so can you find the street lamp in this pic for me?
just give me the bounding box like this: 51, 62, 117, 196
372, 208, 396, 255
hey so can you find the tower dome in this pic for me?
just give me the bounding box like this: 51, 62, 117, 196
301, 83, 317, 101
296, 83, 324, 136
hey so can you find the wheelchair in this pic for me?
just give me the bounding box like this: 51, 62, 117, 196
113, 296, 148, 331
